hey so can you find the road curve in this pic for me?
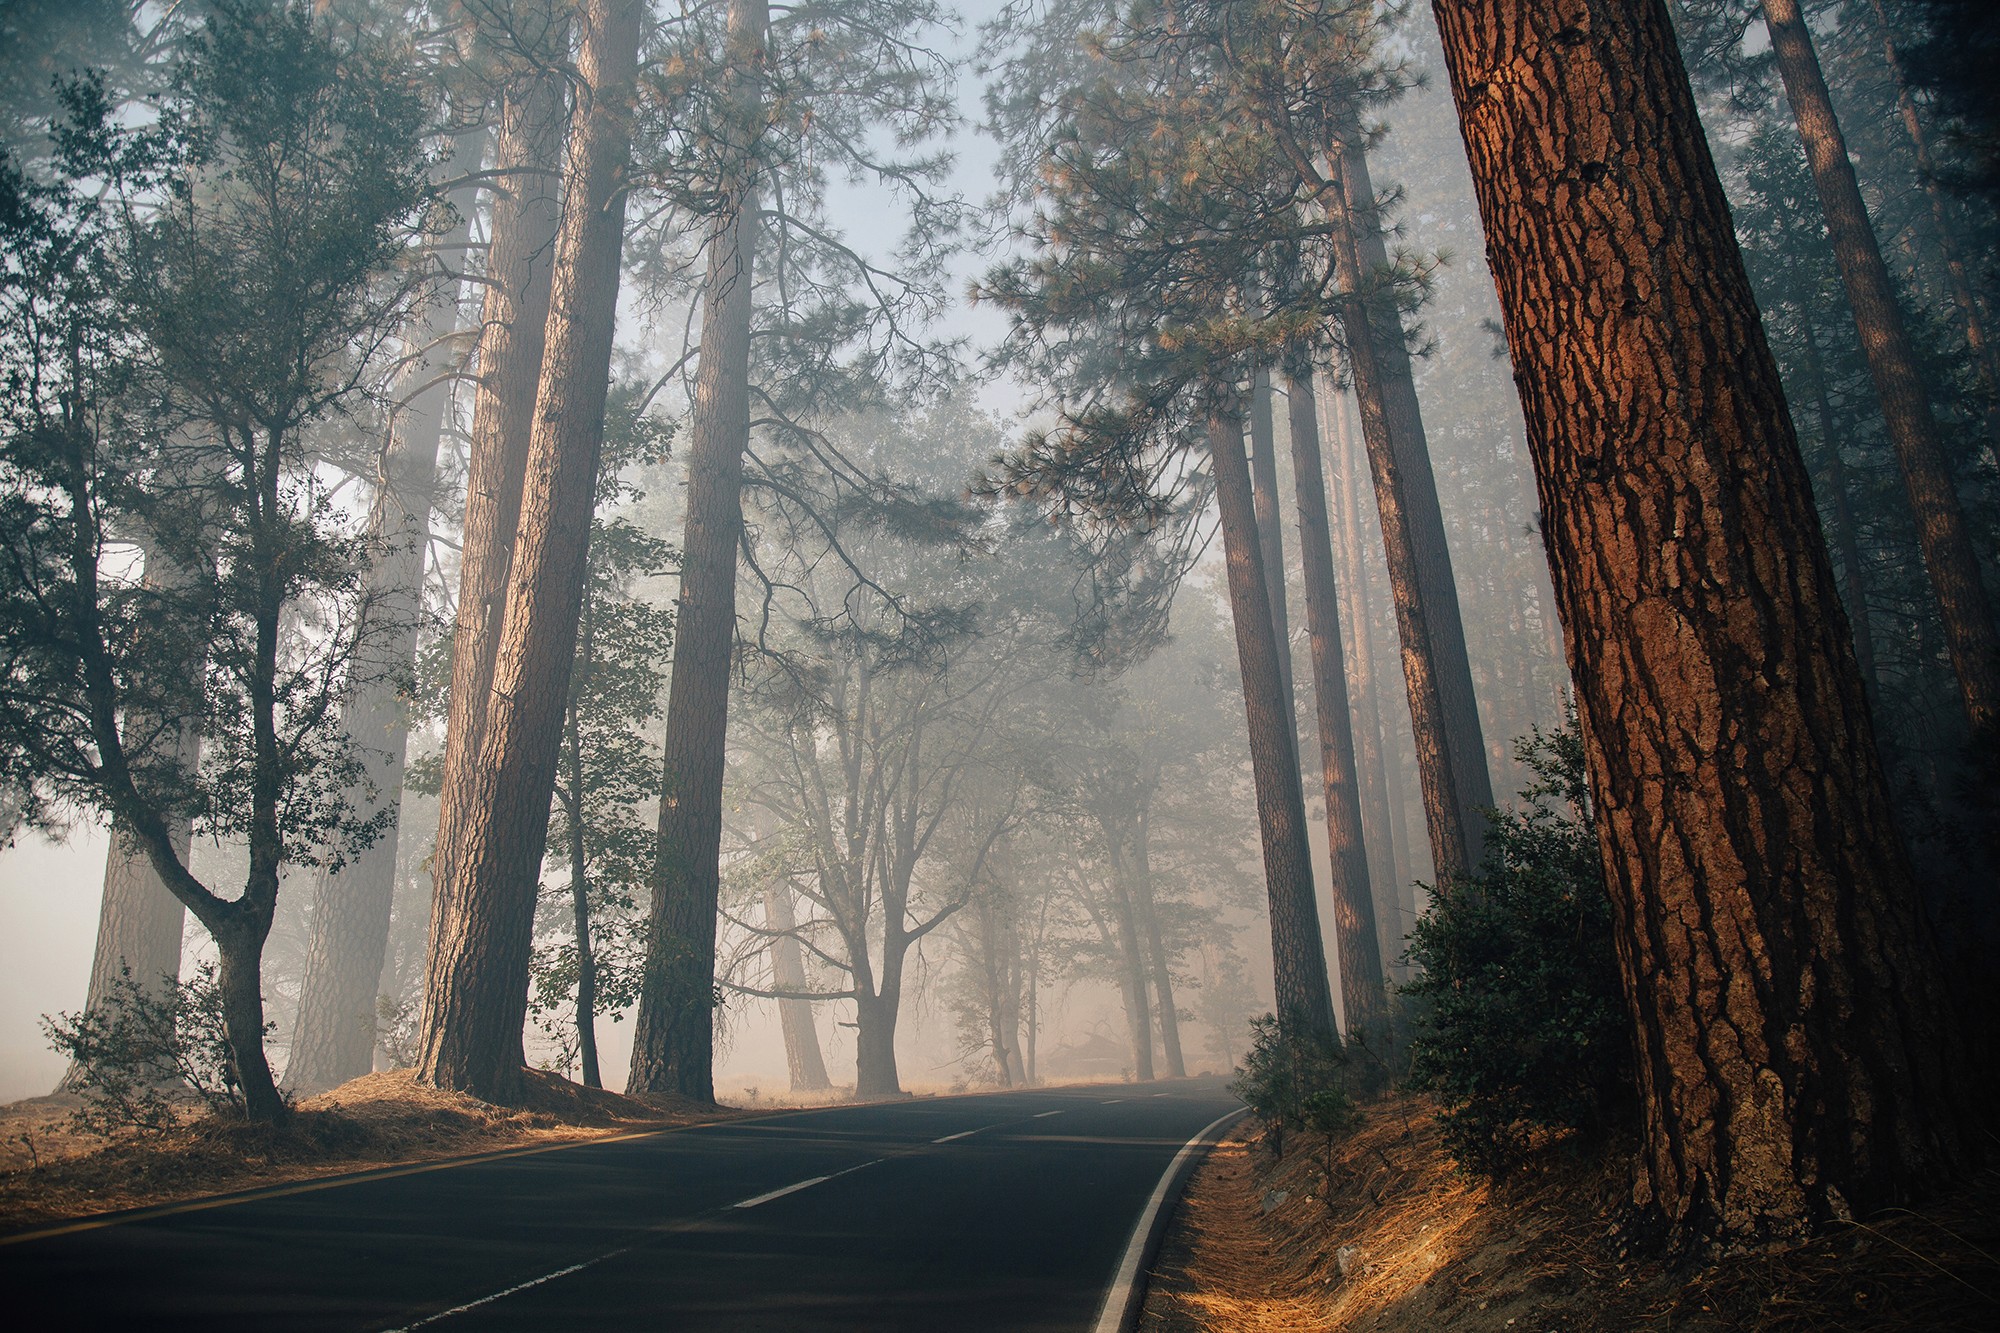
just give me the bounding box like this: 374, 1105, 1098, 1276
1, 1078, 1243, 1331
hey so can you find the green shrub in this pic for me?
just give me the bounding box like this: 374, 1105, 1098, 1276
43, 963, 267, 1135
1402, 720, 1631, 1176
1231, 1013, 1347, 1156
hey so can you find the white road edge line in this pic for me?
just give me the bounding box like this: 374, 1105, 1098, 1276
1090, 1107, 1244, 1333
386, 1249, 631, 1331
932, 1129, 981, 1143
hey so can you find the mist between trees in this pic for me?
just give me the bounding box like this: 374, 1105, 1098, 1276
1, 0, 1995, 1246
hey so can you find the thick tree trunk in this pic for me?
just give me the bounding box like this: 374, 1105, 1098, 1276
1762, 0, 2000, 736
1328, 124, 1488, 872
1207, 405, 1341, 1050
213, 914, 284, 1123
1286, 363, 1389, 1053
764, 881, 831, 1092
288, 135, 482, 1094
418, 0, 641, 1102
854, 986, 903, 1097
627, 0, 768, 1104
1323, 375, 1406, 977
1324, 129, 1494, 882
1430, 0, 1967, 1234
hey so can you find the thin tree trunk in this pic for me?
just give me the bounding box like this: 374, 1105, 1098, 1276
1328, 124, 1488, 868
1864, 0, 2000, 471
1324, 375, 1405, 977
1248, 367, 1295, 704
1431, 0, 1968, 1233
1324, 127, 1493, 882
1110, 866, 1154, 1081
764, 881, 831, 1092
627, 0, 768, 1104
1207, 404, 1341, 1051
1129, 817, 1185, 1078
1798, 313, 1881, 696
564, 632, 601, 1088
418, 0, 641, 1102
1285, 361, 1389, 1054
1762, 0, 2000, 737
288, 133, 483, 1094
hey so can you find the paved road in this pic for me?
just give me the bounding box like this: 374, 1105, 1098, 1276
1, 1079, 1242, 1331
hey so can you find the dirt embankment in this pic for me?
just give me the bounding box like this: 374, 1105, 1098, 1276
1141, 1095, 2000, 1332
0, 1068, 736, 1236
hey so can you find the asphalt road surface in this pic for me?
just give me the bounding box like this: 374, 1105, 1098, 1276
1, 1078, 1243, 1331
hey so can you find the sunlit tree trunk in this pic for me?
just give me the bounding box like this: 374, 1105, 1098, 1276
628, 0, 769, 1104
1325, 124, 1494, 882
288, 133, 483, 1094
1761, 0, 2000, 736
1285, 361, 1388, 1054
1208, 404, 1340, 1050
419, 0, 642, 1101
1431, 0, 1967, 1234
764, 881, 831, 1092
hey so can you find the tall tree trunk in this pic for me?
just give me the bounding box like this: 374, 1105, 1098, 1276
1430, 0, 1968, 1234
764, 881, 831, 1092
1128, 817, 1185, 1078
1328, 124, 1488, 868
1324, 126, 1494, 881
1109, 865, 1155, 1081
1864, 0, 2000, 471
1762, 0, 2000, 737
1285, 361, 1389, 1054
1324, 375, 1406, 977
288, 134, 483, 1094
418, 0, 641, 1101
1248, 367, 1295, 704
628, 0, 768, 1103
1207, 405, 1341, 1051
564, 668, 601, 1089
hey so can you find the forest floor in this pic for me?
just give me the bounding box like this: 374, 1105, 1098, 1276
0, 1068, 736, 1235
1140, 1093, 2000, 1332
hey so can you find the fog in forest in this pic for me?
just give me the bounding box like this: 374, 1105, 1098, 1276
1, 1, 1996, 1297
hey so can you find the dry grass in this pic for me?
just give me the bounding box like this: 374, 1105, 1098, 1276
0, 1068, 740, 1236
1142, 1094, 2000, 1332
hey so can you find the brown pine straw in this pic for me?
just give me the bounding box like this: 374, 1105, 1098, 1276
1141, 1094, 2000, 1332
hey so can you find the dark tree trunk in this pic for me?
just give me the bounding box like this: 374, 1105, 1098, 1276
764, 881, 831, 1093
1286, 363, 1388, 1053
1324, 126, 1494, 882
1207, 405, 1341, 1050
1430, 0, 1968, 1234
288, 134, 483, 1094
1110, 870, 1154, 1081
628, 0, 768, 1104
1762, 0, 2000, 736
564, 667, 601, 1089
418, 0, 641, 1102
1797, 315, 1881, 697
854, 987, 903, 1097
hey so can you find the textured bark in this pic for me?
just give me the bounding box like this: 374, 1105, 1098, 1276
1286, 363, 1388, 1049
1762, 0, 2000, 735
764, 881, 831, 1092
627, 0, 767, 1103
1208, 407, 1340, 1049
1248, 367, 1295, 704
418, 0, 641, 1101
1328, 127, 1488, 872
288, 135, 483, 1094
1325, 128, 1493, 881
1431, 0, 1967, 1233
1323, 374, 1406, 976
434, 69, 567, 864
